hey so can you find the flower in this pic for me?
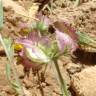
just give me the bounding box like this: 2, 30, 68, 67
16, 20, 79, 73
53, 21, 78, 53
55, 29, 78, 53
15, 30, 52, 72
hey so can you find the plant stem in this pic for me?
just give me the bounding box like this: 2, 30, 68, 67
12, 62, 25, 96
0, 35, 25, 96
0, 0, 3, 30
53, 60, 68, 96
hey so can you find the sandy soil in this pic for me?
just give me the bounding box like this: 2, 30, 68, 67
0, 0, 96, 96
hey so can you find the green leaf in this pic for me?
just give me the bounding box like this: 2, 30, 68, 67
76, 31, 96, 48
6, 63, 11, 82
0, 35, 14, 62
6, 63, 21, 94
11, 81, 22, 95
0, 0, 3, 31
0, 35, 24, 95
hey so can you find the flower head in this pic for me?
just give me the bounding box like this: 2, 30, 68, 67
16, 20, 79, 72
55, 29, 78, 53
16, 30, 51, 64
53, 21, 78, 53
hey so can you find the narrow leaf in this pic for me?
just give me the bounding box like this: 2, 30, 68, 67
6, 63, 11, 82
0, 35, 14, 62
0, 0, 3, 30
76, 31, 96, 48
0, 35, 24, 95
11, 82, 22, 94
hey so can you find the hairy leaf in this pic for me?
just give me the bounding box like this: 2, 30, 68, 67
0, 0, 3, 31
76, 31, 96, 48
0, 35, 14, 62
0, 35, 24, 95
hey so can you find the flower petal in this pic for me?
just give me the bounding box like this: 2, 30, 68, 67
36, 13, 52, 28
28, 29, 40, 42
55, 30, 78, 53
53, 21, 78, 41
25, 46, 50, 63
19, 50, 41, 71
16, 38, 33, 48
40, 36, 51, 48
16, 37, 51, 63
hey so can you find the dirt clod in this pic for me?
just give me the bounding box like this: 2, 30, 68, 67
71, 66, 96, 96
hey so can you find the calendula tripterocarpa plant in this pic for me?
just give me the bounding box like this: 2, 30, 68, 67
15, 14, 96, 96
15, 15, 79, 96
1, 0, 96, 95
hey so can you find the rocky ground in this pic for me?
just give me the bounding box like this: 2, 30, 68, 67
0, 0, 96, 96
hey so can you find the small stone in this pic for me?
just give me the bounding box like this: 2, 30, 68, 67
23, 79, 33, 89
66, 63, 82, 75
4, 86, 16, 95
41, 82, 46, 87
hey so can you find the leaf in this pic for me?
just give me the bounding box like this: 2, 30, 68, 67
11, 81, 22, 95
0, 35, 14, 62
76, 31, 96, 48
0, 0, 3, 31
6, 63, 21, 94
6, 63, 11, 82
0, 35, 24, 95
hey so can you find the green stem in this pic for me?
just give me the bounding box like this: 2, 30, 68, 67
12, 62, 25, 96
0, 0, 3, 30
53, 60, 68, 96
0, 35, 25, 95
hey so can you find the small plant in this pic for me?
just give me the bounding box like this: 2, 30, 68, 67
16, 15, 96, 96
1, 0, 96, 95
0, 0, 25, 95
15, 15, 79, 96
